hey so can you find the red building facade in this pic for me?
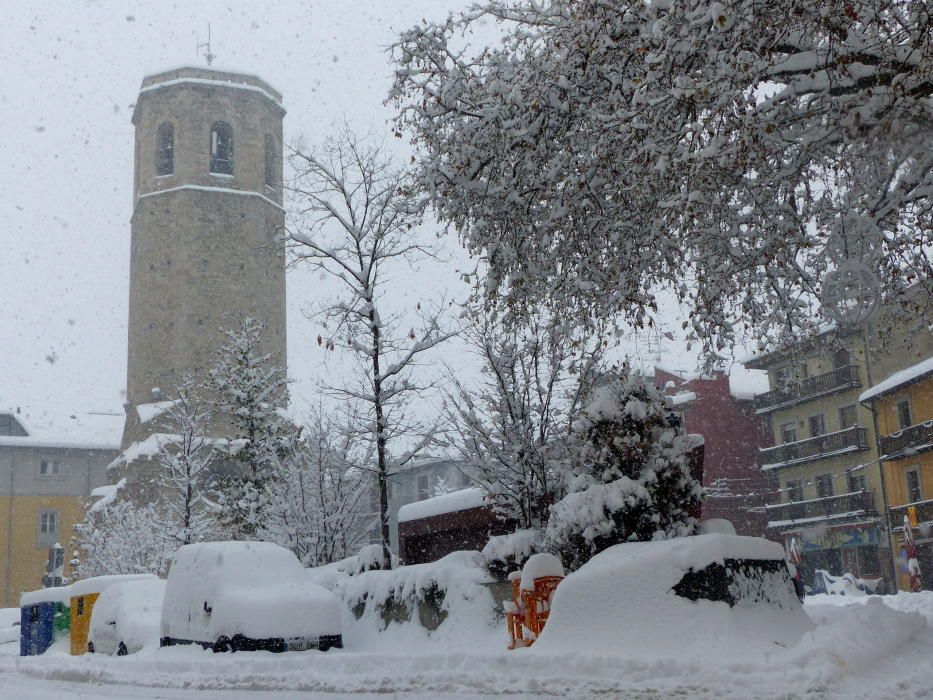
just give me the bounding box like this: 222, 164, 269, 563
654, 366, 775, 539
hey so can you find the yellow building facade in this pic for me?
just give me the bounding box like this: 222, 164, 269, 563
860, 359, 933, 591
0, 410, 119, 608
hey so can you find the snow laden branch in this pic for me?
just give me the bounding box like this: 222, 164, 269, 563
391, 0, 932, 355
285, 128, 455, 568
443, 307, 604, 529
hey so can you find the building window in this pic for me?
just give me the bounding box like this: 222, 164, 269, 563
774, 366, 792, 389
832, 348, 851, 368
808, 414, 826, 438
780, 422, 797, 444
417, 475, 429, 501
815, 474, 834, 499
839, 404, 858, 429
39, 459, 62, 477
209, 121, 234, 175
38, 510, 59, 547
847, 471, 866, 493
264, 134, 276, 188
896, 399, 913, 430
156, 122, 174, 176
906, 468, 922, 504
786, 480, 804, 503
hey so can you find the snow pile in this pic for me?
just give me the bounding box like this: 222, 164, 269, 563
519, 553, 564, 590
89, 578, 166, 654
136, 400, 176, 425
0, 608, 18, 646
20, 585, 73, 607
70, 574, 157, 599
534, 534, 812, 658
814, 569, 882, 596
481, 529, 543, 580
161, 541, 340, 643
335, 550, 498, 650
355, 544, 385, 573
397, 487, 486, 523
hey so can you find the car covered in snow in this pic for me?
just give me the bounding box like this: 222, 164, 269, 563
88, 578, 166, 655
160, 541, 342, 653
533, 533, 813, 660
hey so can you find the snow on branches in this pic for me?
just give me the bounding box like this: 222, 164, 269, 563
391, 0, 932, 354
546, 370, 702, 571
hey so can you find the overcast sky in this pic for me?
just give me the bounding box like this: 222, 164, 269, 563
0, 0, 725, 439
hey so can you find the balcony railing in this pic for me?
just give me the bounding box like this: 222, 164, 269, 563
879, 420, 933, 461
760, 426, 869, 469
890, 498, 933, 527
755, 365, 861, 414
766, 490, 876, 528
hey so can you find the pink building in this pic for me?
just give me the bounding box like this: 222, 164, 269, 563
654, 366, 775, 539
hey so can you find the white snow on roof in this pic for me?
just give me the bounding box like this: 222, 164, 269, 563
860, 356, 933, 403
0, 407, 122, 450
139, 76, 282, 106
70, 574, 159, 599
136, 400, 176, 425
728, 366, 769, 400
20, 585, 73, 607
669, 391, 696, 406
136, 184, 284, 212
89, 478, 126, 513
397, 487, 487, 523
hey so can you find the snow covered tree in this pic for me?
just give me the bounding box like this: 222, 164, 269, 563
261, 408, 371, 566
545, 370, 702, 571
391, 0, 932, 354
72, 490, 172, 579
432, 475, 453, 498
286, 128, 455, 568
444, 308, 603, 529
153, 375, 219, 546
209, 317, 295, 539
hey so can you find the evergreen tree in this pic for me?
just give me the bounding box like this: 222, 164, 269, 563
209, 317, 295, 539
546, 370, 702, 571
154, 374, 219, 546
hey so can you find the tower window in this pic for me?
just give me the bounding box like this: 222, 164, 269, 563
210, 121, 234, 175
264, 134, 277, 188
156, 122, 174, 176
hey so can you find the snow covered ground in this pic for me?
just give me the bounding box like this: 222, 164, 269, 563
1, 591, 932, 698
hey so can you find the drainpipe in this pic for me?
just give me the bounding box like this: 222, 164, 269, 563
4, 452, 16, 608
862, 323, 898, 592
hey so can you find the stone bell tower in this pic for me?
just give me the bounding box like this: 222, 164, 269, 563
120, 67, 287, 457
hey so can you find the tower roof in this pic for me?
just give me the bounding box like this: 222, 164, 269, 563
133, 66, 284, 124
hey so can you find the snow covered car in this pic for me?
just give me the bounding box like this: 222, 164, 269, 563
533, 533, 813, 660
88, 578, 166, 655
160, 541, 342, 653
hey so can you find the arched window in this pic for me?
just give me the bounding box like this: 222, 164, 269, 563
264, 134, 276, 188
210, 121, 234, 175
156, 122, 174, 176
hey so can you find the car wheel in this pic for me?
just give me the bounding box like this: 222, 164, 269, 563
213, 636, 230, 653
87, 641, 95, 654
117, 642, 128, 656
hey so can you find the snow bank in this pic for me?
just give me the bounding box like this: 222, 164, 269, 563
533, 534, 812, 659
397, 487, 486, 523
335, 551, 499, 651
481, 529, 543, 580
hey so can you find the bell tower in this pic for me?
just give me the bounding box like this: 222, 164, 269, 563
121, 67, 287, 453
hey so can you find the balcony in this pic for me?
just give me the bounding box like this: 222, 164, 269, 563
760, 426, 869, 470
766, 490, 876, 529
755, 365, 861, 414
879, 420, 933, 461
890, 498, 933, 528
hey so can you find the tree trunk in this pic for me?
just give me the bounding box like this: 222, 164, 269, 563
370, 309, 392, 569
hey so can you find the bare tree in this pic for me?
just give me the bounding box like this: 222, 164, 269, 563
262, 407, 371, 566
286, 129, 455, 567
444, 308, 604, 529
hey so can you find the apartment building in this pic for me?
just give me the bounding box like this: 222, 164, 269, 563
860, 357, 933, 591
0, 409, 121, 607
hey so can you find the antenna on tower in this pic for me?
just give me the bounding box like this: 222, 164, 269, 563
197, 24, 217, 66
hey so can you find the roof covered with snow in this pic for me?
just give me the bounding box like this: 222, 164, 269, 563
0, 407, 123, 450
397, 487, 487, 523
860, 356, 933, 403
